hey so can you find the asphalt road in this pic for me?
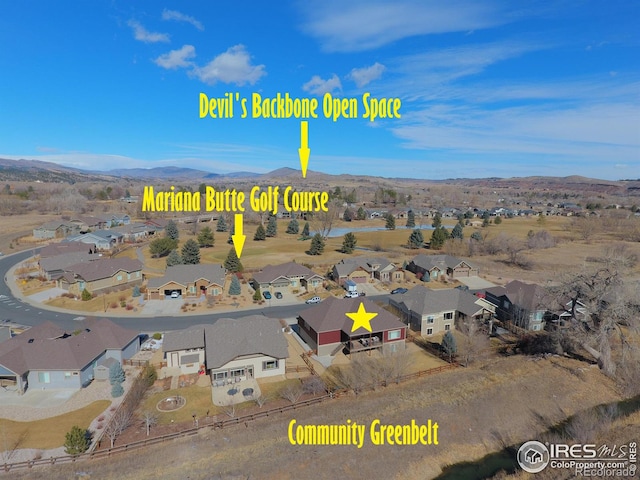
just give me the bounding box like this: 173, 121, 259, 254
0, 249, 390, 332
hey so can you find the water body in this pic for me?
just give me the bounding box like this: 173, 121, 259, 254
320, 225, 434, 238
435, 395, 640, 480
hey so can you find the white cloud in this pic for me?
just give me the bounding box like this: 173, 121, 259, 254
300, 0, 509, 52
154, 45, 196, 70
302, 74, 342, 95
190, 45, 266, 86
347, 62, 386, 87
161, 9, 204, 31
127, 20, 170, 43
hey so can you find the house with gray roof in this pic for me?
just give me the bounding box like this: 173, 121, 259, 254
56, 257, 143, 296
39, 251, 102, 280
146, 264, 226, 300
33, 221, 79, 240
0, 318, 139, 393
251, 261, 324, 293
389, 285, 491, 336
297, 297, 406, 356
40, 241, 96, 259
407, 254, 479, 281
66, 230, 124, 251
332, 256, 404, 286
484, 280, 548, 331
162, 315, 288, 380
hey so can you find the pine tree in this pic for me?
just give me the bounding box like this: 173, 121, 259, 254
356, 207, 366, 220
451, 223, 464, 240
254, 224, 266, 241
408, 229, 424, 249
341, 232, 357, 254
343, 208, 354, 222
111, 382, 124, 398
166, 249, 182, 267
471, 231, 483, 242
431, 212, 442, 228
216, 215, 228, 232
494, 216, 502, 225
253, 287, 262, 302
266, 216, 277, 237
165, 220, 179, 241
286, 219, 299, 234
81, 288, 92, 301
109, 361, 125, 386
149, 237, 178, 257
301, 222, 310, 239
64, 426, 89, 455
385, 213, 396, 230
132, 285, 141, 297
227, 221, 234, 244
308, 233, 325, 255
430, 226, 449, 250
441, 331, 457, 363
482, 211, 490, 227
406, 210, 415, 228
197, 226, 214, 247
224, 248, 243, 272
181, 239, 201, 264
229, 275, 241, 295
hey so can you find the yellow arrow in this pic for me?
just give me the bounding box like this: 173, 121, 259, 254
298, 121, 310, 178
232, 213, 246, 258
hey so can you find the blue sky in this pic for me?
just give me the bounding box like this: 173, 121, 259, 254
0, 1, 638, 180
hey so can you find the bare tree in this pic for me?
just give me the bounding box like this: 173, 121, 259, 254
104, 408, 133, 448
254, 394, 268, 408
280, 383, 304, 404
457, 319, 490, 367
379, 348, 410, 385
311, 198, 342, 238
302, 376, 327, 396
140, 411, 158, 437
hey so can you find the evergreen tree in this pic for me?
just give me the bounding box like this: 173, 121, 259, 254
341, 232, 357, 254
216, 215, 228, 232
181, 239, 201, 264
482, 211, 490, 227
301, 222, 310, 239
286, 218, 299, 234
149, 237, 178, 257
64, 426, 89, 455
441, 331, 457, 363
227, 221, 234, 244
109, 361, 125, 386
451, 223, 464, 240
224, 248, 243, 272
431, 212, 442, 228
430, 226, 449, 249
494, 215, 502, 225
385, 213, 396, 230
266, 216, 277, 237
408, 229, 424, 249
308, 233, 325, 255
254, 224, 266, 241
470, 231, 483, 242
228, 275, 241, 295
132, 285, 141, 297
343, 208, 354, 222
197, 226, 214, 247
111, 382, 124, 398
166, 249, 182, 267
165, 220, 179, 241
253, 287, 262, 302
356, 207, 366, 220
81, 288, 92, 301
406, 210, 415, 228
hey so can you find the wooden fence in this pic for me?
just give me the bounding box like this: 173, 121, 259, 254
0, 362, 458, 474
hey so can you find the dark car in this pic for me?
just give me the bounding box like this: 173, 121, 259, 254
263, 291, 272, 300
390, 287, 408, 294
274, 291, 283, 299
359, 292, 366, 297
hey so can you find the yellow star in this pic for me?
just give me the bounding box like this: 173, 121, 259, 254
346, 302, 378, 333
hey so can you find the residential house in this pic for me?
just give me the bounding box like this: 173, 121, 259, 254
484, 280, 548, 331
57, 257, 143, 295
39, 241, 96, 259
68, 215, 107, 232
406, 254, 479, 281
297, 297, 406, 356
101, 214, 131, 228
111, 223, 160, 242
163, 315, 288, 380
389, 285, 491, 336
39, 252, 101, 280
146, 264, 226, 300
0, 318, 139, 393
332, 257, 404, 285
66, 230, 124, 251
251, 262, 324, 293
33, 221, 79, 240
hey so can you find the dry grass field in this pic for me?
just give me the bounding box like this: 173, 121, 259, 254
9, 355, 629, 480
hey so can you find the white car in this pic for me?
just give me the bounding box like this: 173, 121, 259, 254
344, 291, 359, 298
170, 291, 180, 299
305, 296, 321, 304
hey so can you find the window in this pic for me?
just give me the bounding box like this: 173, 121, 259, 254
117, 274, 123, 281
444, 324, 451, 331
387, 329, 402, 340
444, 312, 454, 320
213, 372, 227, 380
426, 328, 433, 335
532, 324, 541, 331
231, 368, 244, 377
38, 372, 50, 384
262, 360, 279, 370
64, 372, 72, 379
426, 316, 435, 324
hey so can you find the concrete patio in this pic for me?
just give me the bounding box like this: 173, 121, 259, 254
211, 377, 261, 406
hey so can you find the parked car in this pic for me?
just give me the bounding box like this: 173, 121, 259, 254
344, 291, 359, 298
359, 291, 366, 297
274, 291, 283, 299
390, 288, 408, 294
170, 291, 180, 299
305, 296, 321, 304
263, 291, 272, 300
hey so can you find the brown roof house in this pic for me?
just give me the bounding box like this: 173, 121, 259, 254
297, 297, 407, 357
0, 318, 139, 393
389, 285, 490, 336
332, 257, 404, 285
57, 257, 143, 296
163, 315, 289, 381
251, 261, 324, 293
406, 254, 479, 281
146, 264, 226, 300
484, 280, 548, 331
40, 241, 95, 258
33, 221, 79, 240
39, 251, 101, 280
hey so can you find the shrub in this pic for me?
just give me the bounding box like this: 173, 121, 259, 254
110, 302, 118, 309
152, 332, 162, 340
64, 425, 90, 455
81, 289, 92, 301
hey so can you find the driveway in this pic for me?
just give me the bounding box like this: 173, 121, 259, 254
0, 388, 76, 408
142, 299, 184, 315
457, 276, 497, 290
27, 287, 67, 302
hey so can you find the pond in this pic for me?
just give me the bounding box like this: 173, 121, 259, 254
321, 225, 433, 238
